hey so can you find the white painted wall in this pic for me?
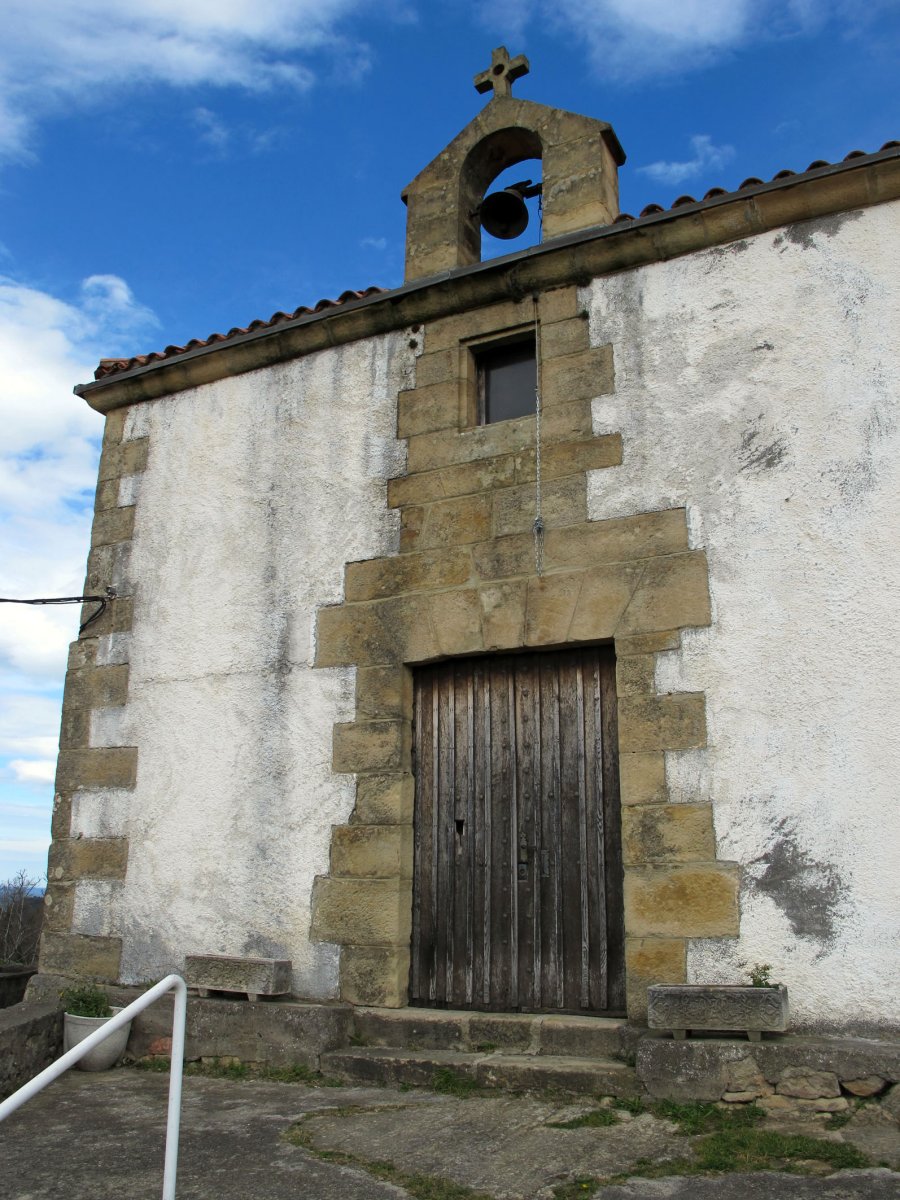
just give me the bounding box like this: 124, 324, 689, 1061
585, 201, 900, 1031
70, 331, 416, 996
67, 200, 900, 1030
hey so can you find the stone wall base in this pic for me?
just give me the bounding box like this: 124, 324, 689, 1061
0, 1002, 63, 1100
637, 1032, 900, 1103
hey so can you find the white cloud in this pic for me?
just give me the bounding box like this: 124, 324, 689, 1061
9, 759, 56, 785
0, 271, 157, 685
192, 106, 231, 151
0, 0, 380, 163
480, 0, 880, 82
638, 134, 736, 187
360, 236, 388, 250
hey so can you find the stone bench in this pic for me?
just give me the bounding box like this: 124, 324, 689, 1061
184, 956, 291, 1002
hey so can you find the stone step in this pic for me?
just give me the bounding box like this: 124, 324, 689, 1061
321, 1046, 640, 1097
351, 1006, 625, 1059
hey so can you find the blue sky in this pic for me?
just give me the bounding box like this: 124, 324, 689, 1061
1, 0, 899, 883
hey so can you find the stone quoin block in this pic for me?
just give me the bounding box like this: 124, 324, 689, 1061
403, 492, 492, 551
90, 505, 136, 548
617, 551, 712, 636
354, 666, 413, 721
48, 837, 128, 882
625, 937, 687, 1021
388, 453, 520, 508
568, 562, 645, 642
310, 876, 413, 946
523, 572, 584, 647
339, 945, 411, 1008
615, 629, 682, 657
184, 955, 292, 999
39, 932, 122, 981
344, 547, 472, 603
396, 378, 460, 437
97, 437, 149, 482
618, 752, 669, 806
332, 720, 411, 774
479, 580, 528, 651
59, 663, 130, 749
55, 747, 138, 796
622, 804, 717, 865
615, 654, 657, 698
536, 398, 594, 441
617, 692, 707, 752
625, 864, 740, 938
492, 474, 587, 538
541, 344, 615, 405
41, 882, 76, 934
353, 773, 415, 826
331, 825, 413, 880
538, 312, 591, 359
429, 588, 485, 656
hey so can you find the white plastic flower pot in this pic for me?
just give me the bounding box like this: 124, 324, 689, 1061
63, 1007, 132, 1071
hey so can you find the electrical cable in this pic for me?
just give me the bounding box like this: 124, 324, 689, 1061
0, 587, 117, 633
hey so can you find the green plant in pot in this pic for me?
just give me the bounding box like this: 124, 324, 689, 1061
61, 984, 133, 1071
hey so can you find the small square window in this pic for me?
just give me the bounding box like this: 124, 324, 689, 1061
477, 336, 536, 424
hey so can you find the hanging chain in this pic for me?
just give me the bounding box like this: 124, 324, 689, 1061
532, 295, 545, 577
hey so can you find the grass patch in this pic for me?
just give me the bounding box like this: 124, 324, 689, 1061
286, 1119, 492, 1199
551, 1178, 600, 1198
693, 1128, 868, 1173
432, 1068, 480, 1098
133, 1055, 172, 1073
474, 1042, 497, 1053
613, 1095, 647, 1115
649, 1099, 765, 1135
548, 1109, 619, 1129
131, 1056, 343, 1086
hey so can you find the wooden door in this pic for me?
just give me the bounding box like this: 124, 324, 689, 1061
410, 646, 624, 1013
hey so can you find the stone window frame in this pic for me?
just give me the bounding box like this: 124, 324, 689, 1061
462, 323, 538, 428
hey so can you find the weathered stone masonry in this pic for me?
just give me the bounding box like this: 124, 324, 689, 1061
310, 284, 738, 1019
40, 407, 147, 982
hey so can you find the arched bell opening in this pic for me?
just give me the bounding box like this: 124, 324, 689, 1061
458, 127, 544, 265
479, 160, 544, 261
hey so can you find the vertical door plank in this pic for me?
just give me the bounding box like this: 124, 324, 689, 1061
412, 644, 624, 1014
599, 652, 626, 1011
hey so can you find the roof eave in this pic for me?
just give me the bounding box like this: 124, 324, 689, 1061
76, 146, 900, 413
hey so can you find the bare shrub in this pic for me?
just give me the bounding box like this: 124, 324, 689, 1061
0, 870, 43, 966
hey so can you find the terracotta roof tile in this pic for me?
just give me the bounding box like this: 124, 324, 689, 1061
92, 141, 897, 383
94, 286, 387, 380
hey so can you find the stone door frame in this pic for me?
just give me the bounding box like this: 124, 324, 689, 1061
311, 286, 739, 1020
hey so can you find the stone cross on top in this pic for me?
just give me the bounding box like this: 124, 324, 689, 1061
474, 46, 530, 100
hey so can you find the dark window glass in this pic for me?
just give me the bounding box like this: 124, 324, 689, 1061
479, 337, 536, 423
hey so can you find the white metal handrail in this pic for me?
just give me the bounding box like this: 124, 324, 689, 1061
0, 973, 187, 1200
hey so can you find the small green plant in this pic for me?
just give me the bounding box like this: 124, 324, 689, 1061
551, 1179, 599, 1198
614, 1096, 647, 1115
548, 1108, 619, 1129
134, 1055, 172, 1073
748, 963, 773, 988
432, 1067, 480, 1098
649, 1099, 764, 1136
474, 1042, 497, 1053
60, 983, 112, 1018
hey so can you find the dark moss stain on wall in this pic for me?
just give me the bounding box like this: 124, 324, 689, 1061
750, 819, 844, 947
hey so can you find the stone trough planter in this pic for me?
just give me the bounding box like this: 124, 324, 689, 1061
185, 955, 292, 1002
648, 984, 789, 1042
